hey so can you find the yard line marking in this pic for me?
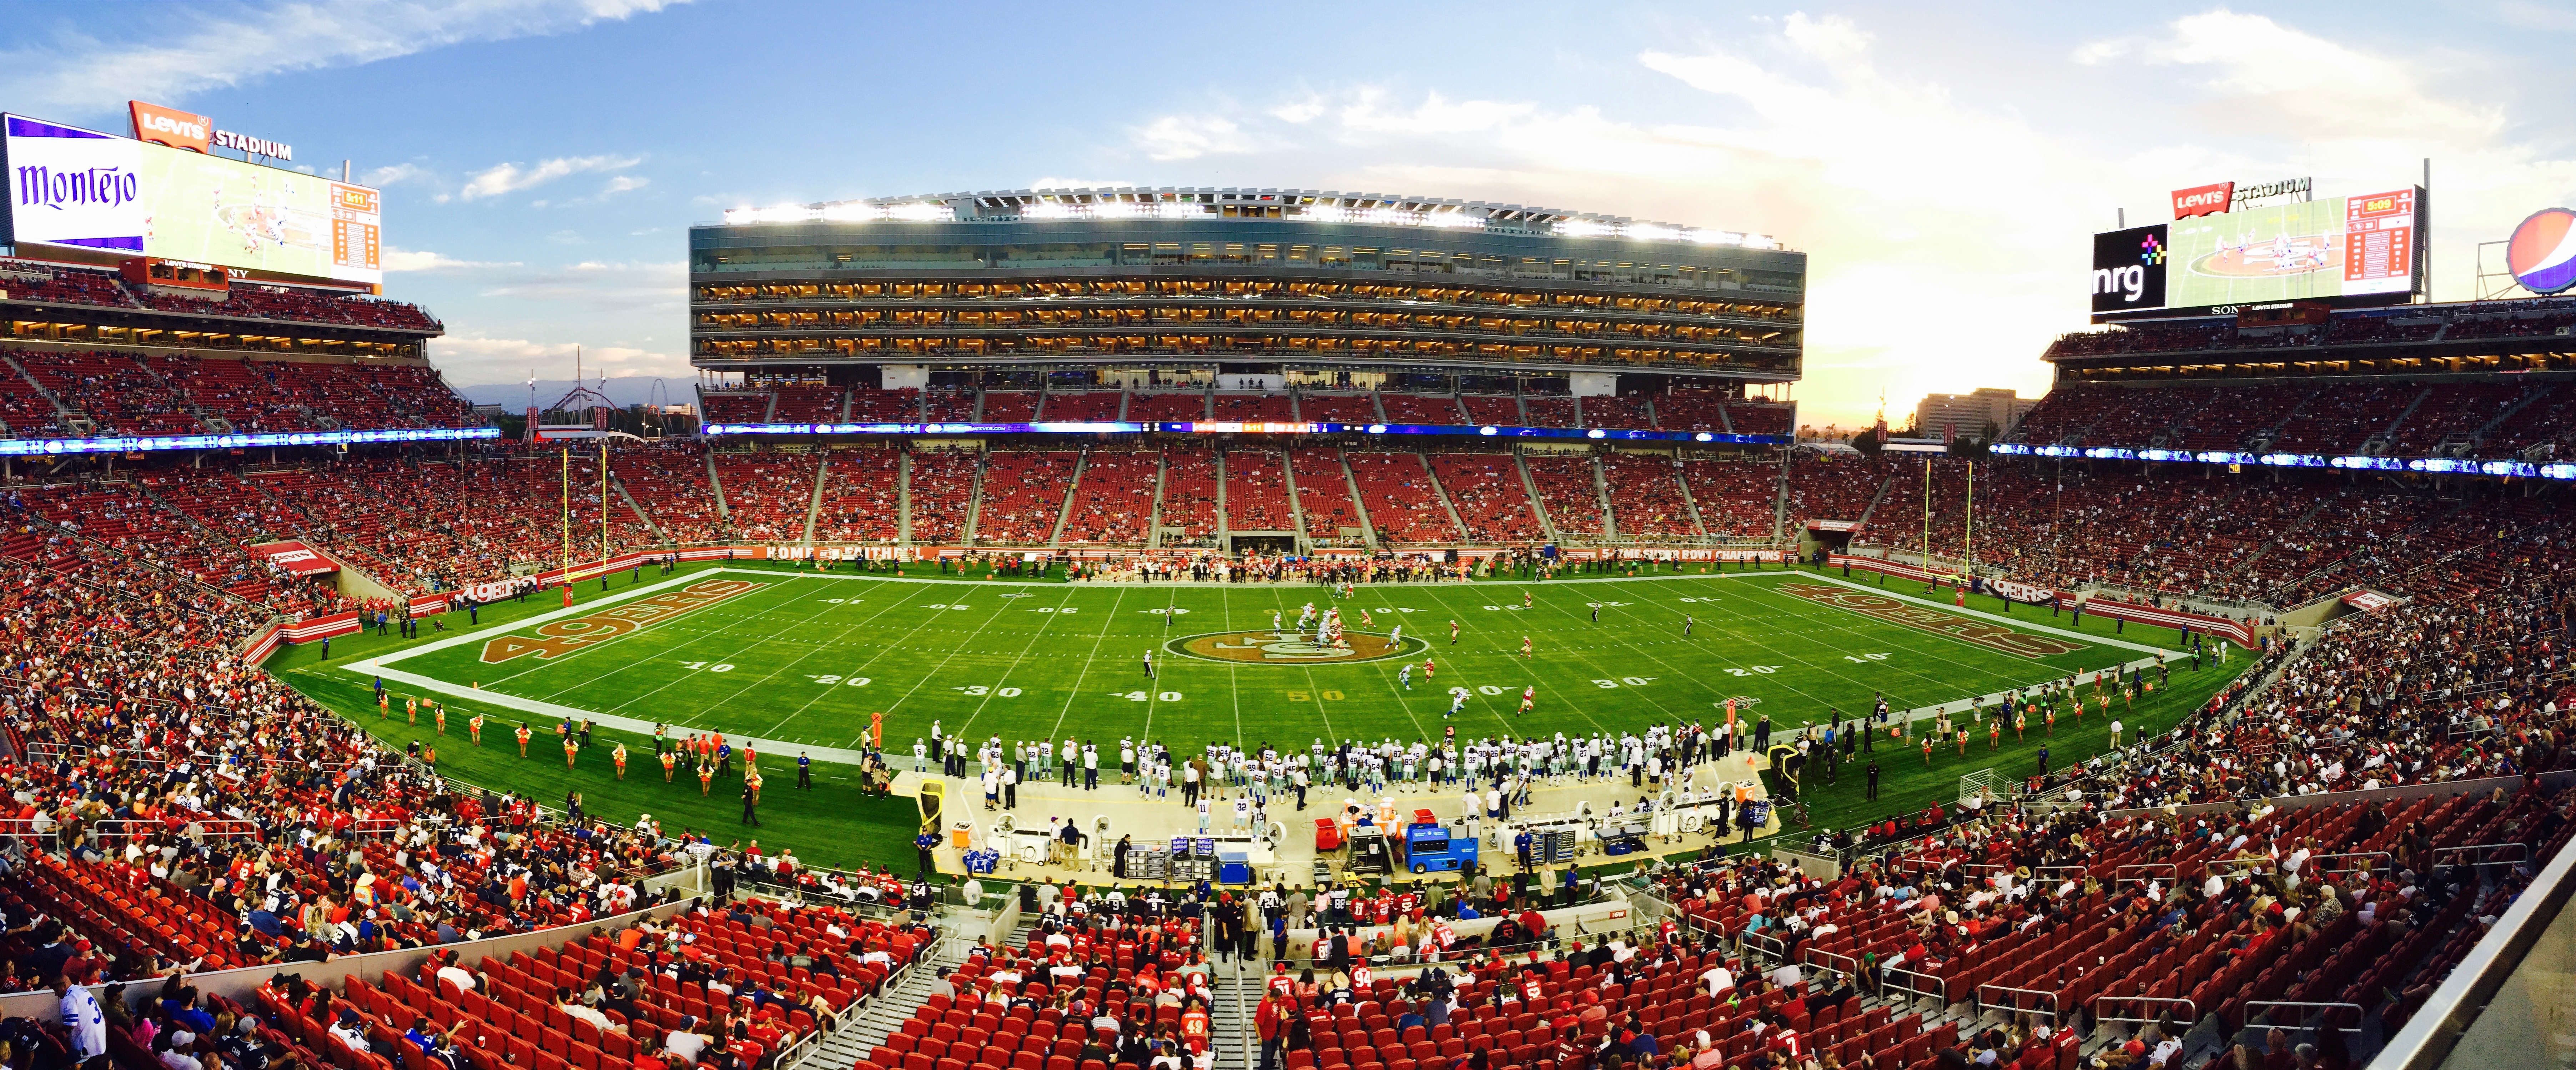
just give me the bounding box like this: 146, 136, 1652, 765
1043, 586, 1131, 742
526, 578, 840, 701
950, 585, 1088, 743
880, 596, 1031, 718
1416, 586, 1614, 734
360, 569, 754, 680
1259, 587, 1338, 743
582, 584, 863, 722
746, 591, 925, 737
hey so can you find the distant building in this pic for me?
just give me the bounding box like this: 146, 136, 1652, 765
1913, 388, 2037, 441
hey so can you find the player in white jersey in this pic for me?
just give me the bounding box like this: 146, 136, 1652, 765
1399, 663, 1413, 690
1448, 689, 1467, 719
1388, 624, 1402, 646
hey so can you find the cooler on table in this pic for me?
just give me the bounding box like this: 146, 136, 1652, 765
1314, 818, 1344, 851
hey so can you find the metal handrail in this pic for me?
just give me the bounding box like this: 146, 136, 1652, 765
1974, 982, 2061, 1020
1881, 964, 1943, 1004
2430, 842, 2529, 870
2205, 850, 2389, 878
2114, 862, 2180, 879
2245, 1000, 2367, 1034
2092, 995, 2197, 1028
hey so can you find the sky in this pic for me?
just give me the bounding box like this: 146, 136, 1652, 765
4, 1, 2571, 429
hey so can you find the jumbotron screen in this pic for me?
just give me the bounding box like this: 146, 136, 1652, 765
2092, 187, 2418, 314
2, 113, 382, 285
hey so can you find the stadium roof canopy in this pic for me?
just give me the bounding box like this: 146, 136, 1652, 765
720, 186, 1779, 251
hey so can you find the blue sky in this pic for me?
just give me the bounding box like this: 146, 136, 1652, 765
5, 0, 2570, 428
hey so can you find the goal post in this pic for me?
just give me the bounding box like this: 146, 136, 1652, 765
1959, 768, 1996, 806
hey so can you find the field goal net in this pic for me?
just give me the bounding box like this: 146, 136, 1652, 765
1959, 768, 1997, 805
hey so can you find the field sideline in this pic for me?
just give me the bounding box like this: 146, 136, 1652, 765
275, 560, 2256, 871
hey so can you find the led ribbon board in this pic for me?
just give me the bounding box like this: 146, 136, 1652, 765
0, 426, 499, 456
1988, 441, 2574, 480
698, 420, 1791, 446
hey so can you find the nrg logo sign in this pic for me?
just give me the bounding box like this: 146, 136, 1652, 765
2090, 223, 2169, 313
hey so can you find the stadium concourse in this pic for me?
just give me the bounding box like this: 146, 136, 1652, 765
0, 350, 2569, 1070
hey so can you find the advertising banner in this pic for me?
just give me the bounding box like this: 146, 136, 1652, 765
280, 611, 361, 644
2089, 224, 2169, 313
4, 115, 145, 252
246, 539, 337, 576
2105, 188, 2420, 312
4, 112, 382, 284
2170, 182, 2234, 219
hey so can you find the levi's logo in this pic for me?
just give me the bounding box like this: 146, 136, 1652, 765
129, 101, 212, 154
2172, 181, 2234, 219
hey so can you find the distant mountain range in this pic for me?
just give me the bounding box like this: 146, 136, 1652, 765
452, 376, 698, 409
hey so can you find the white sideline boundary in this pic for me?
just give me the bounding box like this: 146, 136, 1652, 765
308, 567, 2205, 769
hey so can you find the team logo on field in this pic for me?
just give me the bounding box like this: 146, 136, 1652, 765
479, 578, 767, 663
1166, 630, 1426, 665
1775, 582, 2084, 657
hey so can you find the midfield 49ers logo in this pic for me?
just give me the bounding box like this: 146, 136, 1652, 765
1168, 631, 1425, 665
480, 578, 766, 663
1776, 583, 2085, 658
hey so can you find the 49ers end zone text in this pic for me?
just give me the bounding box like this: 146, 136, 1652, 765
479, 578, 767, 663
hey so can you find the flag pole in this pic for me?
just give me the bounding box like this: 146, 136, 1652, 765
599, 439, 609, 567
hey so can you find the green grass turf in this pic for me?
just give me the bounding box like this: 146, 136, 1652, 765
271, 560, 2256, 872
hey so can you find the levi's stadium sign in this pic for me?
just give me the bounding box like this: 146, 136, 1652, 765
128, 99, 293, 161
2172, 182, 2233, 219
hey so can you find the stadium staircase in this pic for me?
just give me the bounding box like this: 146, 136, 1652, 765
1513, 452, 1562, 544
2354, 386, 2436, 456
959, 453, 986, 544
896, 452, 914, 547
1206, 450, 1227, 546
614, 476, 669, 544
1420, 453, 1470, 539
805, 454, 832, 545
1337, 451, 1377, 549
1850, 469, 1901, 531
1278, 447, 1312, 547
797, 936, 961, 1070
1670, 460, 1715, 536
706, 450, 731, 525
1210, 958, 1254, 1070
2465, 383, 2556, 454
1589, 453, 1620, 540
1145, 450, 1171, 549
1047, 450, 1087, 548
1, 352, 87, 434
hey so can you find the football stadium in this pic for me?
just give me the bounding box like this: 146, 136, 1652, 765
0, 61, 2571, 1070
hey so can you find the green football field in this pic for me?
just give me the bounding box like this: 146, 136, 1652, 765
273, 561, 2255, 873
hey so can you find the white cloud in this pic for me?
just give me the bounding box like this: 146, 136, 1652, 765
1103, 10, 2575, 427
474, 260, 686, 314
460, 154, 644, 201
0, 0, 691, 118
430, 336, 690, 388
598, 175, 650, 197
381, 246, 522, 273
1131, 115, 1256, 161
360, 162, 434, 188
2073, 11, 2500, 142
1270, 98, 1324, 124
